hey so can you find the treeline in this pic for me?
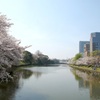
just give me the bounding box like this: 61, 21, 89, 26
69, 50, 100, 68
0, 14, 26, 82
0, 14, 60, 82
20, 50, 60, 66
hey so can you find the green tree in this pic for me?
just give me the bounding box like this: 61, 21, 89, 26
23, 51, 33, 65
74, 53, 82, 61
35, 50, 49, 65
90, 50, 100, 57
36, 54, 49, 65
90, 50, 100, 67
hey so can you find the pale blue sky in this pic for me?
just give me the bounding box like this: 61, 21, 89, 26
0, 0, 100, 59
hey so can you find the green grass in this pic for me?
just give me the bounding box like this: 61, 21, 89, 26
70, 65, 100, 73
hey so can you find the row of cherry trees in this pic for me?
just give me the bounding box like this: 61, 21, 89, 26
22, 50, 60, 66
0, 14, 25, 82
69, 51, 100, 68
0, 14, 60, 82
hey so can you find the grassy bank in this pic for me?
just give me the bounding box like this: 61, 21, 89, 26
70, 65, 100, 73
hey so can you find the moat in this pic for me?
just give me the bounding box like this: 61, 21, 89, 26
0, 64, 100, 100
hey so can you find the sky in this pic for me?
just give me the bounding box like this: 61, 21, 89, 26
0, 0, 100, 59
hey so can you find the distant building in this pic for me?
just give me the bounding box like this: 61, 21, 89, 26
59, 60, 67, 64
90, 32, 100, 52
79, 41, 90, 55
84, 43, 90, 57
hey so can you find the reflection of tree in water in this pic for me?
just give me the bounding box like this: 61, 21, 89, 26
19, 68, 42, 79
32, 71, 42, 79
0, 68, 33, 100
19, 69, 33, 79
71, 69, 90, 89
71, 68, 100, 100
0, 78, 19, 100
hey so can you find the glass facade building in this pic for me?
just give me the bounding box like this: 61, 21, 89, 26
79, 41, 90, 55
90, 32, 100, 52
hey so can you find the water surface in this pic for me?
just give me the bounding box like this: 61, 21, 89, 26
0, 64, 100, 100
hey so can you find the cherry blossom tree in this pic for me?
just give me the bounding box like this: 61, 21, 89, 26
0, 14, 24, 82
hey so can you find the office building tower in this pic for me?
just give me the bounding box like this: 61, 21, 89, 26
84, 43, 90, 57
90, 32, 100, 52
79, 41, 90, 55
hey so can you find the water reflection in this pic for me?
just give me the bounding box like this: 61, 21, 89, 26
0, 83, 14, 100
0, 76, 19, 100
0, 68, 33, 100
19, 69, 33, 79
0, 66, 100, 100
71, 68, 100, 100
32, 71, 42, 79
0, 68, 48, 100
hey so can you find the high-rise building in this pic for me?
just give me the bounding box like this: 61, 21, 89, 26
84, 43, 90, 57
79, 41, 90, 55
90, 32, 100, 52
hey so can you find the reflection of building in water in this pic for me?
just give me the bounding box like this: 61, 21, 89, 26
71, 69, 90, 89
71, 69, 100, 100
90, 82, 100, 100
78, 79, 89, 89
